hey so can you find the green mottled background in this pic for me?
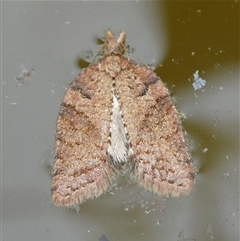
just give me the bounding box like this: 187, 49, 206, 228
2, 1, 239, 241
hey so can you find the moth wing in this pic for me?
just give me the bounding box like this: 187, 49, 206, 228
52, 66, 116, 207
116, 63, 195, 197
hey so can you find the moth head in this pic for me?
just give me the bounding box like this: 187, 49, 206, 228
103, 31, 126, 56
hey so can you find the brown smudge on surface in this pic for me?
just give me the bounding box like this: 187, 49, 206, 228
52, 31, 195, 208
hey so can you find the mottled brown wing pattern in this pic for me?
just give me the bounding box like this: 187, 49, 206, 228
52, 31, 195, 208
116, 62, 194, 197
52, 65, 116, 207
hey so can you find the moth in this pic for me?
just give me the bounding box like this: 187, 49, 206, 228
51, 31, 195, 207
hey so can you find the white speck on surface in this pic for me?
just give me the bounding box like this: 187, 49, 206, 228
223, 172, 230, 178
218, 86, 224, 91
156, 220, 161, 226
10, 102, 18, 106
214, 62, 221, 68
202, 148, 208, 153
206, 224, 214, 241
144, 210, 152, 214
192, 70, 206, 90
